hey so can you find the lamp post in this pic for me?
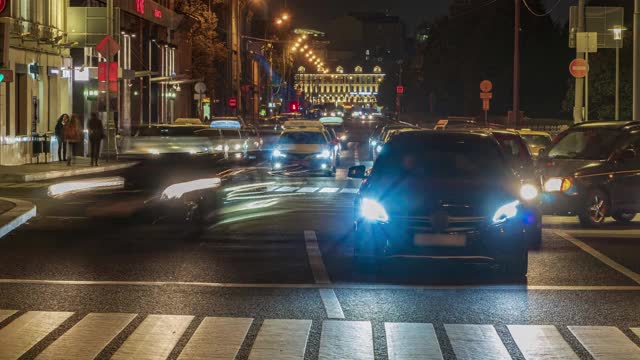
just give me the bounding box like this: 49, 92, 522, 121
612, 26, 625, 121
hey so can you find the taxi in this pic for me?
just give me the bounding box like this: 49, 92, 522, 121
319, 116, 349, 146
516, 129, 553, 158
272, 121, 337, 176
349, 131, 536, 278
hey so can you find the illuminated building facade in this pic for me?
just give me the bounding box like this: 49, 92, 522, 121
295, 65, 384, 106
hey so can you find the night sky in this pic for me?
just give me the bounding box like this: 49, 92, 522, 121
280, 0, 577, 34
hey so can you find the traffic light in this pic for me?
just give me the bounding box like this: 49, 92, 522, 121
0, 69, 14, 83
289, 101, 300, 112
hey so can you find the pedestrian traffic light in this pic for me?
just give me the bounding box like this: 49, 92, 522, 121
0, 69, 14, 83
289, 101, 300, 112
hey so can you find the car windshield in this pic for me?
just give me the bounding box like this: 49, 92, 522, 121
521, 134, 552, 148
279, 132, 326, 144
547, 128, 621, 160
373, 136, 508, 179
493, 133, 531, 162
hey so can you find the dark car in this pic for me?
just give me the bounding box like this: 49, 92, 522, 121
348, 131, 539, 278
539, 121, 640, 227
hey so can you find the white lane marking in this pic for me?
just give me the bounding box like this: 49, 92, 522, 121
340, 188, 359, 194
508, 325, 578, 360
568, 326, 640, 360
297, 187, 319, 193
0, 310, 16, 323
319, 187, 340, 193
36, 313, 136, 360
445, 324, 511, 360
304, 230, 331, 284
0, 278, 640, 291
354, 146, 361, 165
319, 289, 345, 319
386, 322, 444, 360
0, 311, 74, 360
275, 186, 299, 192
555, 231, 640, 285
111, 314, 193, 360
319, 320, 374, 360
265, 186, 281, 192
633, 328, 640, 339
248, 319, 311, 360
178, 317, 253, 360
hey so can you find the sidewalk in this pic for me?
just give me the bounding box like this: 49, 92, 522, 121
0, 158, 137, 182
0, 197, 36, 238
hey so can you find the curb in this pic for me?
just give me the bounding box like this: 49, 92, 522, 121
0, 198, 37, 238
0, 162, 138, 183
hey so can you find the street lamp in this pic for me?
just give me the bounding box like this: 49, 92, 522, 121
610, 25, 626, 120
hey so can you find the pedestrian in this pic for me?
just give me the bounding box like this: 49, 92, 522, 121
64, 114, 82, 166
54, 114, 69, 162
88, 113, 104, 167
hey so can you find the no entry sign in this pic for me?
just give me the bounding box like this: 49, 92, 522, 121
569, 58, 589, 78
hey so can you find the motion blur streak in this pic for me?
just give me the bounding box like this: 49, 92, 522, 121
226, 193, 304, 201
218, 199, 281, 216
161, 178, 221, 200
210, 209, 290, 228
48, 177, 125, 197
224, 182, 277, 193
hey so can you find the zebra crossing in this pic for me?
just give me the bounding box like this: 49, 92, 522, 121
1, 310, 639, 359
266, 185, 359, 195
0, 182, 53, 189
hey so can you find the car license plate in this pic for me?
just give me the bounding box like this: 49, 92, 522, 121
414, 233, 466, 247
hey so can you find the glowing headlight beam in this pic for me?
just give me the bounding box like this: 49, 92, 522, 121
520, 184, 539, 201
161, 178, 221, 200
361, 198, 389, 222
48, 177, 125, 197
492, 200, 520, 224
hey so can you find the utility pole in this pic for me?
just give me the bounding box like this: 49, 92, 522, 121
574, 0, 586, 123
230, 0, 241, 115
512, 0, 520, 128
634, 0, 640, 120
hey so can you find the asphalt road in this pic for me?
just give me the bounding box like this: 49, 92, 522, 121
0, 122, 639, 359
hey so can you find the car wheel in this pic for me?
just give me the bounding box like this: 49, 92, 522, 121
499, 246, 528, 280
578, 189, 610, 227
612, 211, 636, 223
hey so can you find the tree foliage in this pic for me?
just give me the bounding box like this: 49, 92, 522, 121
176, 0, 228, 99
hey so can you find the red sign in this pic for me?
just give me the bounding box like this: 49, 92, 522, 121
480, 80, 493, 93
136, 0, 145, 14
98, 62, 118, 82
569, 58, 588, 78
228, 97, 237, 108
0, 0, 6, 14
396, 86, 404, 94
96, 35, 120, 59
289, 101, 300, 112
479, 92, 493, 100
154, 9, 162, 18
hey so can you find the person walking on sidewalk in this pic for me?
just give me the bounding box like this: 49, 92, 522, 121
55, 114, 69, 162
88, 113, 104, 167
64, 114, 82, 166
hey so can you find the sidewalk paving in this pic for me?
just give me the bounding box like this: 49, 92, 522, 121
0, 198, 36, 238
0, 158, 137, 183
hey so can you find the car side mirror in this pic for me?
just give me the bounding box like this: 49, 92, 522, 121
614, 148, 636, 161
348, 165, 367, 179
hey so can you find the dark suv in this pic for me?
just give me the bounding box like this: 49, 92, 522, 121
539, 121, 640, 226
348, 131, 539, 278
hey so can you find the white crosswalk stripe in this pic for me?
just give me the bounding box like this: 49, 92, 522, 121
178, 317, 253, 360
36, 313, 136, 360
1, 309, 640, 359
445, 324, 511, 360
111, 314, 193, 360
340, 188, 359, 193
0, 310, 16, 323
386, 322, 443, 360
319, 187, 340, 193
249, 319, 312, 360
508, 325, 578, 360
568, 326, 640, 360
0, 311, 73, 360
297, 187, 319, 193
319, 320, 374, 360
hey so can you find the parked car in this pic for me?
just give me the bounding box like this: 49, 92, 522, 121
539, 121, 640, 226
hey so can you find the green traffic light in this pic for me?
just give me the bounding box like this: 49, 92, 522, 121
0, 74, 5, 83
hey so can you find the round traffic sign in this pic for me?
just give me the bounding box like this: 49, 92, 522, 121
480, 80, 493, 93
569, 58, 589, 78
0, 0, 6, 14
194, 82, 207, 94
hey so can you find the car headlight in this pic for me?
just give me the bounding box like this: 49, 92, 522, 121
368, 115, 373, 120
273, 149, 286, 158
376, 145, 383, 153
492, 200, 520, 224
234, 144, 242, 150
361, 198, 389, 222
370, 140, 378, 146
340, 135, 347, 141
317, 149, 331, 158
544, 177, 572, 192
520, 184, 539, 201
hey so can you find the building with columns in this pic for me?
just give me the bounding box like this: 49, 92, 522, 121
295, 65, 384, 107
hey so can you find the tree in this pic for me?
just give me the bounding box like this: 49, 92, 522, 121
176, 0, 228, 102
